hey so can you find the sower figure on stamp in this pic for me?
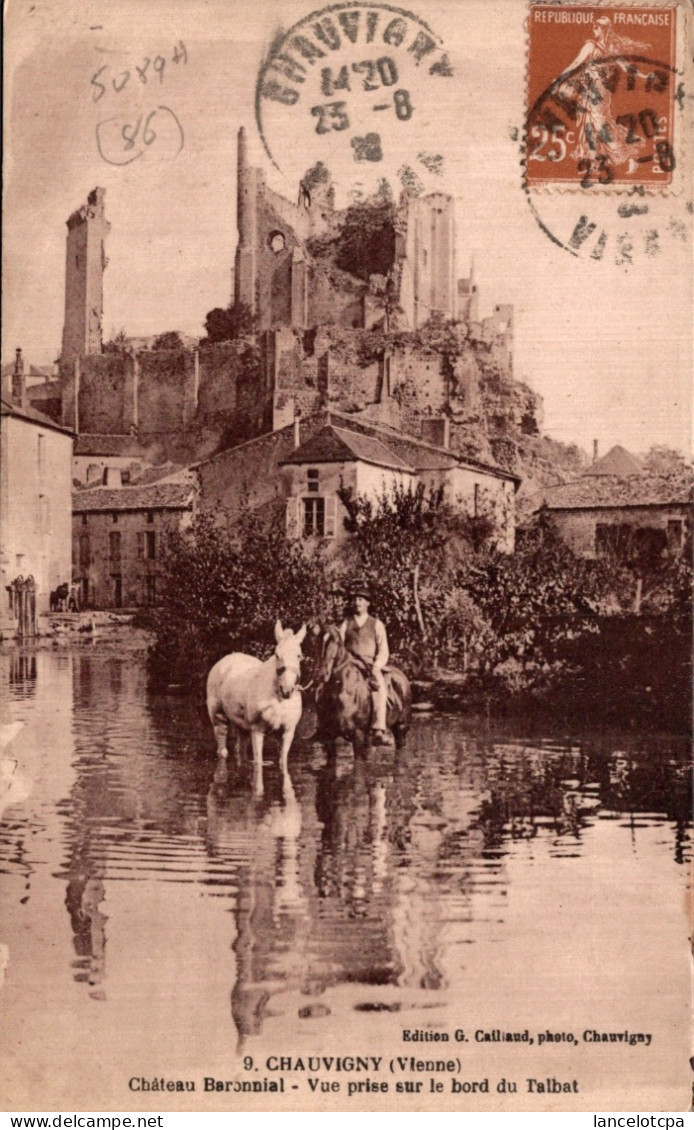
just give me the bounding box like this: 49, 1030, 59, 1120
339, 578, 395, 748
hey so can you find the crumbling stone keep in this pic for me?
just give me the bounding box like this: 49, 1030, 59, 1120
61, 188, 110, 367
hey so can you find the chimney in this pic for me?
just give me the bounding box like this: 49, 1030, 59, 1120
103, 466, 123, 488
593, 439, 599, 465
12, 348, 27, 409
293, 412, 301, 449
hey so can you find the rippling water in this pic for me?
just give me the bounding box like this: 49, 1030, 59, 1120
0, 649, 690, 1111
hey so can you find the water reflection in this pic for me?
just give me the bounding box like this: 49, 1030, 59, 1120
0, 649, 690, 1100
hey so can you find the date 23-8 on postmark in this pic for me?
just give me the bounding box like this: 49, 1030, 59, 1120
256, 1, 453, 177
526, 5, 677, 189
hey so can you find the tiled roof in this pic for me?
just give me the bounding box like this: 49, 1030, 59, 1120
1, 396, 73, 435
543, 473, 693, 510
74, 434, 144, 456
73, 481, 194, 512
328, 410, 520, 481
281, 425, 415, 472
1, 362, 51, 378
583, 445, 643, 477
130, 462, 186, 486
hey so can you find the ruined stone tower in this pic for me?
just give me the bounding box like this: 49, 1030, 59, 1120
61, 188, 110, 367
397, 193, 458, 329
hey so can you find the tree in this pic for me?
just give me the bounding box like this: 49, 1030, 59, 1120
641, 444, 688, 473
103, 328, 132, 354
202, 301, 256, 344
337, 481, 483, 667
149, 505, 333, 686
152, 330, 184, 351
334, 193, 396, 282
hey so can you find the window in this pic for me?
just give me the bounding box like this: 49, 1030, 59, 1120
37, 434, 45, 471
304, 496, 325, 536
667, 519, 683, 552
145, 576, 157, 605
109, 531, 121, 567
79, 534, 90, 571
268, 230, 286, 253
307, 469, 319, 492
39, 495, 51, 534
146, 511, 154, 524
82, 514, 88, 526
137, 531, 156, 559
301, 495, 337, 538
112, 512, 118, 524
112, 575, 123, 608
473, 483, 481, 518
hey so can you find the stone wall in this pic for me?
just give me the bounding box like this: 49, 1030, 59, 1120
549, 504, 691, 558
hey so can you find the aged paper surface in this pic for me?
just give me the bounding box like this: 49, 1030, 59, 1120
2, 0, 692, 1115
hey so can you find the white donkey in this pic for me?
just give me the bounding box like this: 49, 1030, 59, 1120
206, 621, 307, 771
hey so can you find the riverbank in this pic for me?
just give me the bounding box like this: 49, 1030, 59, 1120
4, 609, 690, 734
1, 610, 154, 653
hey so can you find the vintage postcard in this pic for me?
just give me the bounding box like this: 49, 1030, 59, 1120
1, 0, 692, 1116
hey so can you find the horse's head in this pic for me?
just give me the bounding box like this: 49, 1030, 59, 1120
318, 624, 344, 684
273, 620, 307, 699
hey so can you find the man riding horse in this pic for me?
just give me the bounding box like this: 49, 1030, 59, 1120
339, 578, 394, 747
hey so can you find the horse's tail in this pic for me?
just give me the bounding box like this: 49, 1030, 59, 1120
387, 667, 412, 723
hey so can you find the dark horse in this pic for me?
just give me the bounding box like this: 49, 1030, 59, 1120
315, 624, 412, 753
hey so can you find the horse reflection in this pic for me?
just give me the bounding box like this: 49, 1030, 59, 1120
204, 760, 308, 1053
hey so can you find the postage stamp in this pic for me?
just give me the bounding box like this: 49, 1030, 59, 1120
526, 4, 678, 188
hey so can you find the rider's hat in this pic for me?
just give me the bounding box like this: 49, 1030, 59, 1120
348, 577, 371, 601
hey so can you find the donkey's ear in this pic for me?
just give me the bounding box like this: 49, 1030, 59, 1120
295, 623, 307, 644
274, 620, 284, 642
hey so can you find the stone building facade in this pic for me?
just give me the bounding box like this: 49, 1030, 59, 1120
541, 473, 692, 559
1, 381, 73, 622
194, 408, 519, 553
72, 477, 195, 609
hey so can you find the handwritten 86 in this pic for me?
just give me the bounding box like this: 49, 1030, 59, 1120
95, 105, 184, 166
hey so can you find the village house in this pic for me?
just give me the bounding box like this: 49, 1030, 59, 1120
540, 446, 692, 560
194, 408, 519, 552
73, 434, 150, 487
72, 471, 196, 609
1, 352, 74, 633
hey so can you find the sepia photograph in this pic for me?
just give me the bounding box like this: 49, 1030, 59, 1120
1, 0, 692, 1115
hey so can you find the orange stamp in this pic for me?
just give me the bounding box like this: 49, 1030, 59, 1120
526, 5, 677, 188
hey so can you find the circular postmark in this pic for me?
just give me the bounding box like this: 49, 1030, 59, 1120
255, 1, 453, 185
522, 55, 689, 266
526, 53, 677, 191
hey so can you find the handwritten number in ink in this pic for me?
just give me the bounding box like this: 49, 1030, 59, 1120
113, 70, 131, 94
142, 111, 157, 145
96, 106, 184, 165
394, 89, 413, 121
122, 116, 142, 151
90, 42, 185, 103
135, 58, 151, 84
91, 66, 107, 103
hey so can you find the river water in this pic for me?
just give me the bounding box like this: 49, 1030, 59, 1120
0, 648, 690, 1112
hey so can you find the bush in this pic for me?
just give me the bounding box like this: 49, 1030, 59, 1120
149, 507, 333, 687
